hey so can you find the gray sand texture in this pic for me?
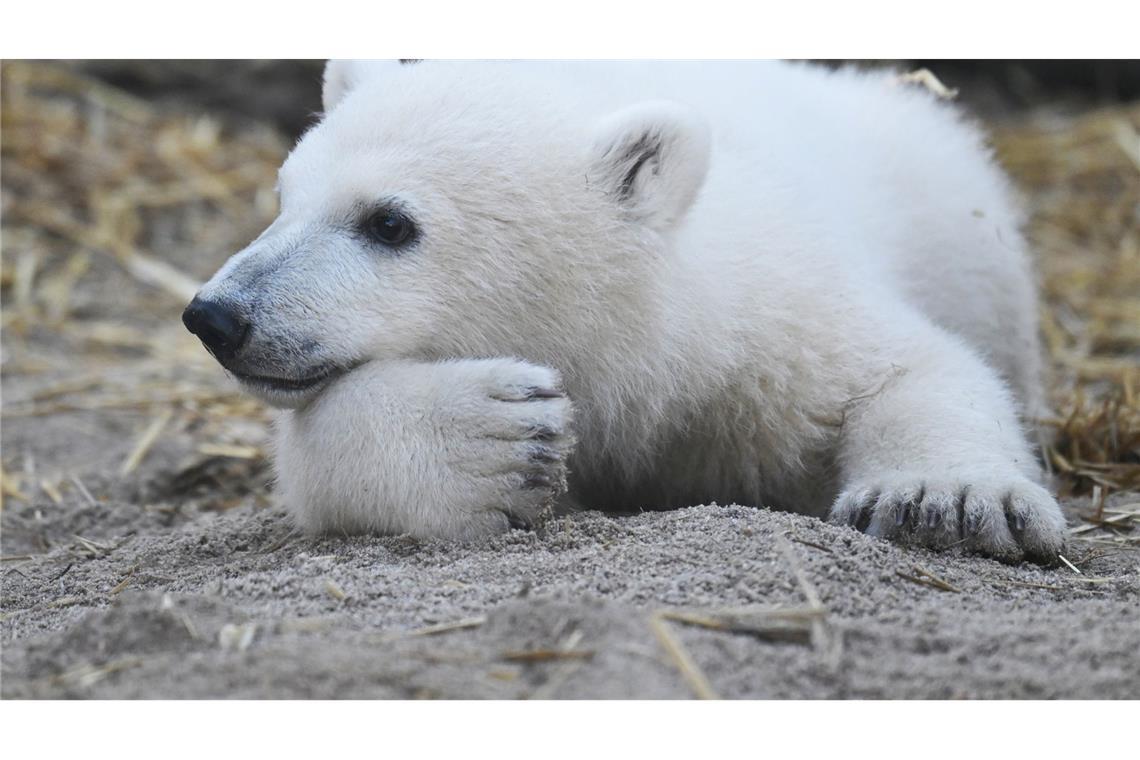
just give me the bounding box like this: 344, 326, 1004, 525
3, 490, 1138, 699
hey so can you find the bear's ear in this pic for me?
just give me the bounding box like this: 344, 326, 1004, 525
322, 59, 419, 113
322, 60, 367, 113
588, 101, 711, 230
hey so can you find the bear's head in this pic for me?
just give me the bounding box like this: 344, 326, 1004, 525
184, 60, 711, 408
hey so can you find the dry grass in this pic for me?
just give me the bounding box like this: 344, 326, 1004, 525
992, 105, 1140, 499
1, 61, 286, 511
0, 61, 1137, 518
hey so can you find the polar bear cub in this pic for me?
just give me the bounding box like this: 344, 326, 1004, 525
183, 60, 1067, 563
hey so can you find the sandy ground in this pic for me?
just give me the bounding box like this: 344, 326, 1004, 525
2, 464, 1138, 698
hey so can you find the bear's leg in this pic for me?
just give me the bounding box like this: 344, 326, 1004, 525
273, 358, 575, 539
828, 325, 1066, 564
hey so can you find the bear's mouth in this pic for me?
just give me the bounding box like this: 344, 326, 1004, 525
228, 365, 343, 397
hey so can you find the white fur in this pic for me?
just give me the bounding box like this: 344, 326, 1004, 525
195, 60, 1066, 562
275, 358, 574, 538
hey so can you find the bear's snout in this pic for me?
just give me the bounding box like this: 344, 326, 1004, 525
182, 296, 250, 364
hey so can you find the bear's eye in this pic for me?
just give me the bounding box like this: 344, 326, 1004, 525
363, 208, 416, 248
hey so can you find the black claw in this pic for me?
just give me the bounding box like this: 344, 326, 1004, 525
954, 489, 968, 539
495, 385, 563, 403
1002, 494, 1025, 536
506, 514, 532, 530
855, 505, 874, 532
1005, 508, 1026, 536
895, 505, 909, 527
524, 386, 563, 400
527, 425, 559, 442
926, 510, 942, 529
529, 446, 561, 464
523, 474, 553, 490
965, 513, 980, 535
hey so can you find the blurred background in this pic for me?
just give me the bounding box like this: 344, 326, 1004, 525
60, 60, 1140, 136
1, 60, 1138, 555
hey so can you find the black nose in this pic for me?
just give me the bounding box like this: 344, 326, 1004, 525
182, 297, 250, 362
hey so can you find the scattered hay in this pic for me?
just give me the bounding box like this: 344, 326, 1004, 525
992, 104, 1140, 501
659, 606, 821, 644
648, 535, 844, 699
648, 611, 718, 700
381, 616, 488, 641
1058, 554, 1084, 575
119, 409, 173, 475
895, 68, 960, 100
50, 656, 144, 689
500, 648, 595, 663
1, 61, 284, 516
218, 622, 258, 652
0, 465, 30, 507
895, 566, 963, 594
323, 579, 347, 602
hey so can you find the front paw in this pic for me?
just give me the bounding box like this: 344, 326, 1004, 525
275, 358, 575, 540
830, 475, 1067, 563
442, 359, 575, 533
